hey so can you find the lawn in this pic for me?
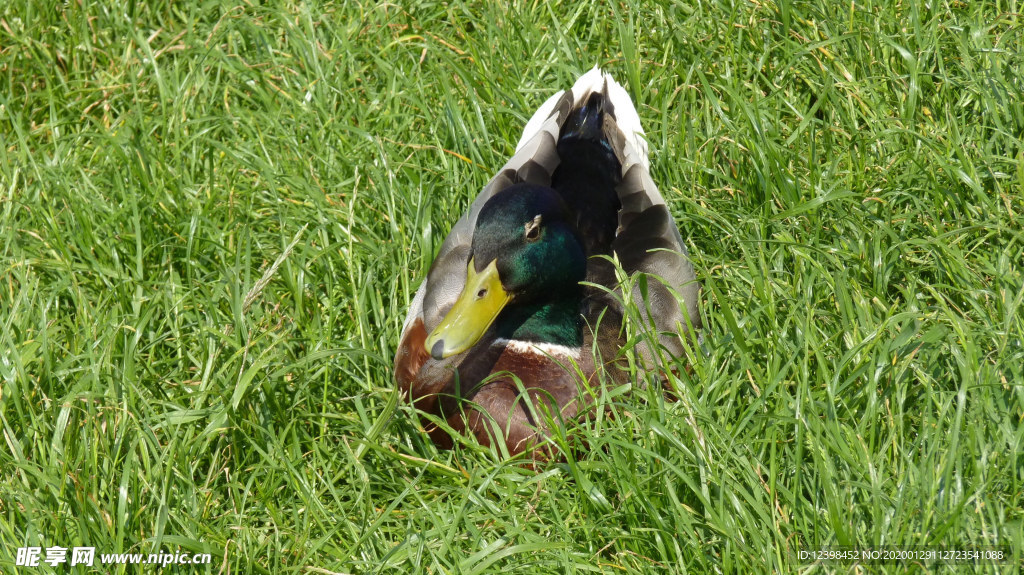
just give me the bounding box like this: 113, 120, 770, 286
1, 0, 1022, 573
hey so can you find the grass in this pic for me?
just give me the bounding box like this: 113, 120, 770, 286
1, 0, 1022, 573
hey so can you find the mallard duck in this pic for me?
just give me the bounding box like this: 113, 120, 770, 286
395, 68, 701, 458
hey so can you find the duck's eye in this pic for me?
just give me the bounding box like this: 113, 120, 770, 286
524, 214, 542, 242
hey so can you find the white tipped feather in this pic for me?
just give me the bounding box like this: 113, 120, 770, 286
516, 89, 565, 152
516, 67, 649, 172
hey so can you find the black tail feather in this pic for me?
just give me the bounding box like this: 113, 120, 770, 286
552, 91, 622, 258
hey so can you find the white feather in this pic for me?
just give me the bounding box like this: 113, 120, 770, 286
491, 338, 581, 361
515, 89, 565, 152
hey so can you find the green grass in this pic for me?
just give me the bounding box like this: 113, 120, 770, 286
1, 0, 1022, 573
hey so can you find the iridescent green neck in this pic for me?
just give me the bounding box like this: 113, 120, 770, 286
495, 297, 582, 347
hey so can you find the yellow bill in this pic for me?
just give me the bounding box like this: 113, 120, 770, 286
425, 258, 510, 359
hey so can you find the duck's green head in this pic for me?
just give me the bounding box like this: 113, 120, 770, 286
425, 183, 586, 360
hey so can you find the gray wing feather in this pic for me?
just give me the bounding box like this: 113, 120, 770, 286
612, 135, 701, 362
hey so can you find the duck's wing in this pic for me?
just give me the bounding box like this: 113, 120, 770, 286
556, 69, 702, 361
605, 76, 702, 360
